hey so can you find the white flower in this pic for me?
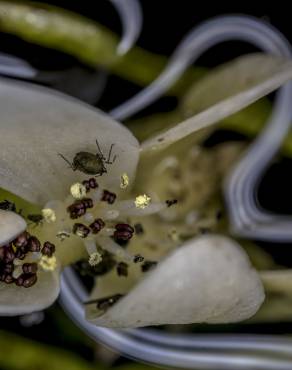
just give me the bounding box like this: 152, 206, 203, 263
0, 53, 291, 324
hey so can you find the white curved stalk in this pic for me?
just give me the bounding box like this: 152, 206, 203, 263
109, 0, 143, 55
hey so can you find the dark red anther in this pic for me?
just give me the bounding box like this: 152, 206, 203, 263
88, 178, 98, 189
102, 190, 116, 205
15, 274, 24, 286
17, 273, 37, 288
0, 246, 5, 260
67, 200, 87, 219
82, 178, 98, 192
4, 274, 14, 284
114, 223, 134, 242
27, 236, 41, 252
89, 218, 105, 234
23, 274, 37, 288
13, 231, 30, 248
4, 245, 15, 263
114, 230, 133, 241
82, 198, 93, 209
22, 263, 38, 274
73, 223, 90, 238
15, 248, 26, 260
82, 180, 90, 192
3, 263, 14, 274
115, 224, 134, 233
67, 198, 93, 219
41, 241, 55, 257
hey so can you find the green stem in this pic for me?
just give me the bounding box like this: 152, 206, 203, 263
0, 329, 163, 370
0, 1, 203, 95
0, 330, 97, 370
252, 270, 292, 322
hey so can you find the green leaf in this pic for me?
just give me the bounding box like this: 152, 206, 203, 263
0, 330, 99, 370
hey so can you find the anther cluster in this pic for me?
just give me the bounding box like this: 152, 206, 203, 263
0, 231, 56, 288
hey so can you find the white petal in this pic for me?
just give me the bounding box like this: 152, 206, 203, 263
0, 78, 139, 205
142, 54, 292, 152
0, 269, 60, 316
86, 235, 264, 328
0, 210, 27, 247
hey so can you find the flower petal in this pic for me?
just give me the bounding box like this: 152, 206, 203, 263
86, 235, 264, 328
142, 53, 292, 152
0, 210, 27, 247
0, 269, 60, 316
0, 78, 139, 205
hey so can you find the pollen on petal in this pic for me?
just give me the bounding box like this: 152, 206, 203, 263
70, 182, 87, 200
168, 228, 180, 242
120, 173, 130, 189
135, 194, 151, 209
88, 252, 103, 266
41, 208, 56, 223
39, 255, 57, 271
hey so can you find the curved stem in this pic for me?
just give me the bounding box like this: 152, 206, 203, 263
0, 1, 202, 95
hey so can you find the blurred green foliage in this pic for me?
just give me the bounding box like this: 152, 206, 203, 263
0, 0, 203, 95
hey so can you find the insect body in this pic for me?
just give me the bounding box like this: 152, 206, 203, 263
59, 141, 116, 176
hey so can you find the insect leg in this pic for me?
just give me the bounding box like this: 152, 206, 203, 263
105, 144, 116, 164
96, 140, 106, 160
58, 153, 74, 170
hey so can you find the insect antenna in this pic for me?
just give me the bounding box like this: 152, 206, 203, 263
58, 153, 74, 170
95, 140, 106, 160
105, 144, 116, 164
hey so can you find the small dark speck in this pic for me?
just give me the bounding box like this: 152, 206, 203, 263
199, 227, 210, 235
141, 261, 157, 272
116, 262, 128, 277
166, 199, 178, 207
133, 254, 144, 263
134, 223, 144, 235
158, 138, 164, 142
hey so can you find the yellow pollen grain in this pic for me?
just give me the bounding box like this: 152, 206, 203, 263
70, 182, 87, 199
39, 255, 57, 271
88, 252, 102, 266
120, 173, 129, 189
135, 194, 151, 209
168, 228, 179, 242
41, 208, 56, 223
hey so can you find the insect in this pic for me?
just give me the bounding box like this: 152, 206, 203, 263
59, 140, 116, 176
27, 214, 44, 227
0, 200, 16, 212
